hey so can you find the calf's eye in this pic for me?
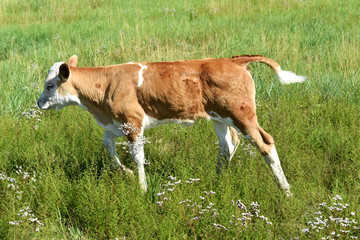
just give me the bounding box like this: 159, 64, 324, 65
47, 83, 55, 90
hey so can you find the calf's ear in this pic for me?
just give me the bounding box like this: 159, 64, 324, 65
67, 55, 78, 67
59, 63, 70, 81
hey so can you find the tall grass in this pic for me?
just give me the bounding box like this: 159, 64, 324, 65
1, 0, 360, 239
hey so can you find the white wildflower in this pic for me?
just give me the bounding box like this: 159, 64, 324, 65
191, 216, 200, 221
333, 195, 342, 201
212, 223, 229, 231
314, 211, 322, 216
204, 190, 216, 195
9, 221, 22, 225
166, 181, 174, 186
236, 200, 247, 211
250, 201, 260, 208
168, 176, 176, 181
180, 199, 191, 204
189, 178, 200, 182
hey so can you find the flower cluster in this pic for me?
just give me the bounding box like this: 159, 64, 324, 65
156, 176, 218, 238
23, 82, 40, 93
96, 45, 107, 54
228, 200, 272, 228
1, 166, 37, 200
2, 166, 44, 234
115, 122, 151, 164
161, 6, 176, 15
22, 105, 42, 130
156, 176, 273, 238
9, 206, 44, 232
117, 122, 140, 136
301, 195, 359, 239
239, 141, 256, 158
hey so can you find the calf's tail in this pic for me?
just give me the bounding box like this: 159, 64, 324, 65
232, 55, 306, 84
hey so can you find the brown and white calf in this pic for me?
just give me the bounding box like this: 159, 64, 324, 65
37, 55, 305, 196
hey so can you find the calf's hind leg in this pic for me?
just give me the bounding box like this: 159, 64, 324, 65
234, 115, 292, 196
212, 120, 240, 174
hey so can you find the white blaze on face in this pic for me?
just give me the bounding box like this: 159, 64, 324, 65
37, 61, 81, 110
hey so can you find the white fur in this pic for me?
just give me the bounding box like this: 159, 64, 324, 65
128, 133, 147, 192
137, 63, 148, 87
213, 120, 238, 160
102, 130, 133, 174
128, 62, 148, 87
38, 61, 86, 110
207, 111, 236, 128
264, 146, 291, 196
142, 114, 195, 130
96, 119, 126, 137
276, 67, 306, 85
47, 62, 65, 78
208, 112, 241, 173
39, 91, 83, 110
98, 119, 147, 191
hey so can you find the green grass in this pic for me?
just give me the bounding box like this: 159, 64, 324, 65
1, 0, 360, 239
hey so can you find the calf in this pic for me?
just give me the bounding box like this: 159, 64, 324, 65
37, 55, 305, 196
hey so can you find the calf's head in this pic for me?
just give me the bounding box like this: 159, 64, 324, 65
37, 55, 80, 110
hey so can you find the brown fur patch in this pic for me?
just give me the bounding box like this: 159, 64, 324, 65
63, 55, 282, 143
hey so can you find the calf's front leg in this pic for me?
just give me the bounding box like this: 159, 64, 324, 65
128, 133, 148, 192
102, 130, 133, 174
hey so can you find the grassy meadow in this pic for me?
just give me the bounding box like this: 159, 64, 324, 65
1, 0, 360, 239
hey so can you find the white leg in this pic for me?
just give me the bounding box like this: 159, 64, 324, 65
264, 146, 292, 196
213, 120, 240, 174
128, 133, 148, 192
103, 130, 133, 174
